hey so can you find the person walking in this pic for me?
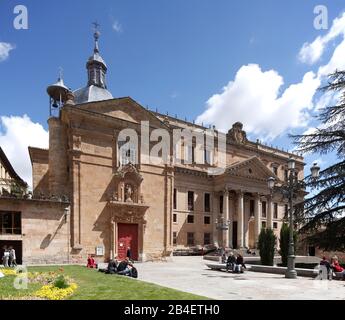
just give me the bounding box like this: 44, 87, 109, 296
126, 247, 132, 261
3, 248, 9, 268
9, 247, 17, 267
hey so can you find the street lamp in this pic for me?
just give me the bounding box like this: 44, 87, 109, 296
311, 162, 320, 179
268, 160, 321, 279
268, 162, 297, 278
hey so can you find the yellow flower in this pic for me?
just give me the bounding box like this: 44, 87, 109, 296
34, 283, 78, 300
0, 269, 17, 276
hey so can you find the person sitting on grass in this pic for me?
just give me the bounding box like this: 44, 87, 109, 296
117, 258, 132, 276
105, 257, 118, 274
87, 254, 97, 268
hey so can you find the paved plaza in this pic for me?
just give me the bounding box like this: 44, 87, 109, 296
137, 256, 345, 300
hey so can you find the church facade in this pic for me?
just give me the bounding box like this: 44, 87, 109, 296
1, 30, 305, 265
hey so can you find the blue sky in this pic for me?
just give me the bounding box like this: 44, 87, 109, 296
0, 0, 345, 183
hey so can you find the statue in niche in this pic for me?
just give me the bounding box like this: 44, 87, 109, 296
125, 184, 134, 203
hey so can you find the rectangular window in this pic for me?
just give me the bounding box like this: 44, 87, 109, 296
204, 193, 210, 212
204, 149, 212, 165
273, 222, 278, 229
188, 191, 194, 211
173, 213, 177, 223
284, 204, 288, 218
187, 232, 194, 246
219, 195, 223, 214
187, 215, 194, 224
0, 211, 21, 235
274, 203, 278, 219
250, 200, 255, 217
204, 216, 211, 225
185, 145, 195, 164
262, 221, 267, 229
262, 201, 267, 218
173, 188, 177, 210
118, 140, 137, 166
204, 233, 211, 245
173, 232, 177, 245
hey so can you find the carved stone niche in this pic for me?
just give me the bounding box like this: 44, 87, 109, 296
114, 163, 143, 203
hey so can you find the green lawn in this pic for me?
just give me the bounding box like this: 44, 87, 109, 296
0, 266, 207, 300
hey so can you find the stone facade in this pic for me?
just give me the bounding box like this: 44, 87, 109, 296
22, 96, 304, 264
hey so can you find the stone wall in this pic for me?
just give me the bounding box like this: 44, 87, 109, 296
0, 198, 69, 265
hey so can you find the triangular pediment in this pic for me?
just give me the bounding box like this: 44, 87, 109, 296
76, 97, 169, 129
225, 156, 279, 182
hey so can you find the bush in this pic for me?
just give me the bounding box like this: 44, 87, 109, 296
53, 275, 69, 289
258, 228, 276, 266
279, 223, 297, 267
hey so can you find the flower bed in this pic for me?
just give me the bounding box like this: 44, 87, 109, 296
35, 283, 78, 300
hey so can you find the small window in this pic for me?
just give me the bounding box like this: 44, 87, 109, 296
273, 222, 278, 229
262, 201, 267, 218
204, 216, 211, 225
187, 215, 194, 224
204, 193, 210, 212
274, 203, 278, 219
173, 213, 177, 223
262, 221, 267, 229
187, 232, 194, 245
284, 169, 289, 181
173, 188, 177, 210
204, 233, 211, 245
173, 232, 177, 245
284, 204, 289, 218
188, 191, 194, 211
0, 211, 21, 235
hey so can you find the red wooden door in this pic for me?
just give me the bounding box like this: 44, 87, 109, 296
117, 223, 138, 260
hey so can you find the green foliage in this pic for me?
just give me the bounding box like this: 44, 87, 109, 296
53, 275, 69, 289
279, 223, 298, 267
291, 70, 345, 251
258, 228, 276, 266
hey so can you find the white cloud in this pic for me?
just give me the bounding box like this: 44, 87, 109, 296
196, 64, 320, 141
0, 115, 48, 187
112, 20, 122, 33
0, 42, 15, 62
298, 12, 345, 64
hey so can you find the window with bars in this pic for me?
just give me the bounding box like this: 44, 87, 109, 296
0, 211, 21, 235
204, 233, 211, 245
173, 232, 177, 245
204, 216, 211, 225
187, 232, 194, 245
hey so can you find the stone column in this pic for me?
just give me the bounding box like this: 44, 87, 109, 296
237, 191, 244, 248
267, 196, 273, 230
254, 193, 261, 247
222, 189, 229, 248
228, 194, 233, 248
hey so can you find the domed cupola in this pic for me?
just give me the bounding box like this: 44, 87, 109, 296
74, 23, 113, 104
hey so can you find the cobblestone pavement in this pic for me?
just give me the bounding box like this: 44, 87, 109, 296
137, 256, 345, 300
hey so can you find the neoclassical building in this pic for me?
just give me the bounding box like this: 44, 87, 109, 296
1, 30, 305, 264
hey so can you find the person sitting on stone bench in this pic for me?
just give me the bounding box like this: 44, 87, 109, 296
87, 254, 97, 268
319, 256, 332, 279
226, 252, 236, 272
331, 256, 345, 280
234, 254, 246, 273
